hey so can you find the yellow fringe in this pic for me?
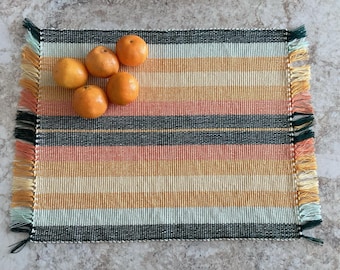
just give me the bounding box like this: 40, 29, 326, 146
289, 48, 309, 62
290, 80, 310, 97
296, 177, 319, 190
22, 46, 40, 67
295, 155, 317, 171
297, 170, 317, 180
19, 78, 39, 97
298, 188, 320, 205
11, 176, 35, 191
290, 65, 311, 82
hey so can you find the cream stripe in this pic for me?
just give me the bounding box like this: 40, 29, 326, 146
36, 175, 294, 194
34, 207, 298, 226
40, 70, 287, 87
42, 42, 287, 58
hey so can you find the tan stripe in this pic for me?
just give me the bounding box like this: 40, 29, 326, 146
37, 160, 292, 177
37, 175, 294, 194
39, 127, 289, 133
40, 85, 288, 102
40, 71, 287, 88
41, 56, 286, 72
35, 190, 295, 209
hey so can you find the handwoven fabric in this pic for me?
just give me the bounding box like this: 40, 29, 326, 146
11, 19, 322, 251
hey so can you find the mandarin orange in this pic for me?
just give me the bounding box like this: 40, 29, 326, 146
85, 46, 119, 78
116, 35, 148, 67
52, 58, 88, 89
72, 85, 108, 119
106, 72, 139, 105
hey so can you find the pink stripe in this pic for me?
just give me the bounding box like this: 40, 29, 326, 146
39, 100, 288, 116
18, 89, 37, 113
38, 144, 291, 162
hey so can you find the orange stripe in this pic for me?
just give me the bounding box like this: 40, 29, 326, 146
11, 190, 34, 208
40, 85, 287, 102
35, 190, 295, 210
39, 100, 288, 116
41, 56, 286, 72
38, 144, 291, 162
37, 160, 292, 177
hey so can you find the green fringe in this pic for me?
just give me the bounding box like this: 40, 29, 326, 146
23, 18, 40, 41
293, 129, 314, 143
292, 113, 314, 126
301, 235, 324, 245
288, 25, 306, 42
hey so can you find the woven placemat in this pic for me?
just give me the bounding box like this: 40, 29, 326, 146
10, 19, 322, 252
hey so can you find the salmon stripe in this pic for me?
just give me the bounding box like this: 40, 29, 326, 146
40, 85, 288, 102
38, 144, 291, 162
34, 190, 295, 210
36, 160, 292, 177
38, 100, 289, 116
41, 56, 286, 72
36, 175, 294, 194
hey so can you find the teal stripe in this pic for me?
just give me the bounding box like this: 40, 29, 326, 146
42, 42, 287, 58
34, 207, 298, 226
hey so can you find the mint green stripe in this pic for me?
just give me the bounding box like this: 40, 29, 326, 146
34, 207, 298, 226
42, 42, 287, 58
10, 207, 33, 229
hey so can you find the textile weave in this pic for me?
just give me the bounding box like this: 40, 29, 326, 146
10, 19, 322, 251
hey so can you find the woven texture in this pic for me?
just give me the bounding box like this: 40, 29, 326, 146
11, 19, 321, 248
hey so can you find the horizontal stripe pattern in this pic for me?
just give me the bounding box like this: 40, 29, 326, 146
42, 56, 286, 72
38, 144, 291, 162
40, 70, 287, 87
36, 160, 292, 177
38, 130, 291, 146
33, 207, 298, 226
40, 85, 288, 102
35, 190, 296, 209
27, 27, 303, 242
39, 115, 290, 130
42, 29, 287, 44
32, 224, 300, 241
39, 100, 289, 116
42, 42, 287, 58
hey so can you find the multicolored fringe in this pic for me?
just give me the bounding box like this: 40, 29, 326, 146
287, 26, 322, 241
10, 18, 40, 253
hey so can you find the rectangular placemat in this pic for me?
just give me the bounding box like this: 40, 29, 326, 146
10, 19, 322, 252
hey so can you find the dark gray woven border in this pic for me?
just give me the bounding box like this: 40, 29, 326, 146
39, 130, 291, 146
39, 114, 290, 130
32, 224, 300, 242
41, 29, 287, 44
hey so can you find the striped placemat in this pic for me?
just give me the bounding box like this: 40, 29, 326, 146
10, 19, 322, 252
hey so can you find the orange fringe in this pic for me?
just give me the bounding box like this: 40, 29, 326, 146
294, 138, 315, 159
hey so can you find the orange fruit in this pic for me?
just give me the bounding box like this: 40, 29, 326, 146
116, 35, 148, 66
106, 72, 139, 105
72, 85, 108, 119
52, 58, 88, 89
85, 46, 120, 78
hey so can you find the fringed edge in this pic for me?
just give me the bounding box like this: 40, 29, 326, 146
287, 26, 322, 243
10, 19, 41, 253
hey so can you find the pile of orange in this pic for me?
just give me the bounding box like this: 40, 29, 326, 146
52, 35, 148, 119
